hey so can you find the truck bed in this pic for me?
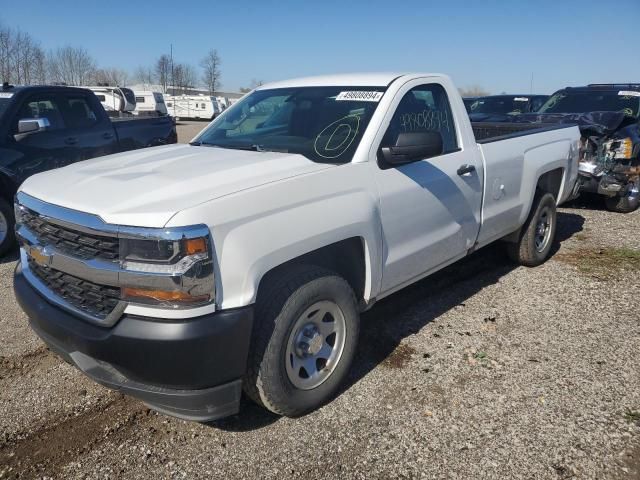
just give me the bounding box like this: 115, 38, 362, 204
472, 122, 572, 144
111, 115, 177, 150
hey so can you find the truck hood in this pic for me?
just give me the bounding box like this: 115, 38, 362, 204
19, 144, 333, 227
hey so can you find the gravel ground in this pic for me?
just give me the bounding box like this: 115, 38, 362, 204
175, 120, 210, 144
0, 141, 638, 479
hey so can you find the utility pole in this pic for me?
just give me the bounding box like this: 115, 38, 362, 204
170, 44, 174, 96
530, 72, 533, 94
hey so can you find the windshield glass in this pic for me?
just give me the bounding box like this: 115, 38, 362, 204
193, 86, 386, 163
538, 90, 640, 117
471, 96, 530, 114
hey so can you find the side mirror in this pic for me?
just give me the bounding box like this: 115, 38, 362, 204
380, 131, 443, 166
17, 117, 50, 134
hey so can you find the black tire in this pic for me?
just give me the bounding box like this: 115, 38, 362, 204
0, 197, 16, 257
604, 180, 640, 213
243, 265, 360, 417
507, 191, 557, 267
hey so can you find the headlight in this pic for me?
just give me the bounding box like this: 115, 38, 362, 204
605, 137, 634, 160
119, 225, 215, 308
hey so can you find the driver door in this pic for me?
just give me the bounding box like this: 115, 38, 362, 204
9, 92, 72, 184
373, 80, 483, 293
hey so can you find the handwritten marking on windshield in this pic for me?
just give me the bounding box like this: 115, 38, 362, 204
314, 114, 361, 159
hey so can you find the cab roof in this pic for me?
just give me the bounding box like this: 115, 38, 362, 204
256, 72, 447, 89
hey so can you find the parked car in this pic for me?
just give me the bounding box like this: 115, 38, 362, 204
165, 95, 220, 120
469, 94, 549, 121
133, 90, 168, 117
13, 73, 580, 422
533, 84, 640, 212
0, 84, 178, 254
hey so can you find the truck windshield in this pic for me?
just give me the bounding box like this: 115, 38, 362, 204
471, 96, 530, 114
539, 91, 640, 117
193, 86, 386, 163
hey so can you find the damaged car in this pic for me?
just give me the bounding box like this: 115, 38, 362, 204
528, 84, 640, 213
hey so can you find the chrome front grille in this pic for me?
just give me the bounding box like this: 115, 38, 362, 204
21, 209, 119, 261
28, 258, 121, 320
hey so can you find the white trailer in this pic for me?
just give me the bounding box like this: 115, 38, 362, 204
86, 86, 136, 115
133, 91, 168, 116
164, 95, 220, 120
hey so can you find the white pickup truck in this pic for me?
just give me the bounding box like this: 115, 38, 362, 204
14, 73, 580, 422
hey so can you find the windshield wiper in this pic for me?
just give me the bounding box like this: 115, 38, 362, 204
191, 142, 256, 150
191, 142, 288, 153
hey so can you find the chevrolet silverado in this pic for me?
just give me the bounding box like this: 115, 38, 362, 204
14, 73, 580, 421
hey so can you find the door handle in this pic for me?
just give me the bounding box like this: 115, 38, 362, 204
103, 132, 114, 140
64, 137, 78, 145
457, 164, 476, 176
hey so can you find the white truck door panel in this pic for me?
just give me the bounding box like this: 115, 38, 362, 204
372, 80, 483, 293
476, 129, 577, 247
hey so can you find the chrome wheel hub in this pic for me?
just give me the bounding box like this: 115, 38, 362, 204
535, 207, 552, 253
285, 300, 346, 390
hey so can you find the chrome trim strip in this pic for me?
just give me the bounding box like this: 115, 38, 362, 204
124, 302, 217, 319
16, 192, 209, 240
17, 225, 188, 290
15, 191, 216, 324
20, 249, 127, 327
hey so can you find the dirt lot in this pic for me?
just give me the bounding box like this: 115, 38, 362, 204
0, 125, 638, 479
176, 120, 211, 143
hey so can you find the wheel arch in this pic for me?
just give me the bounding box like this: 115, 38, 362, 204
254, 237, 371, 311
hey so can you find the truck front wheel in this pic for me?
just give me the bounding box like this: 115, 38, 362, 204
507, 192, 557, 267
0, 197, 16, 257
244, 265, 360, 416
604, 180, 639, 213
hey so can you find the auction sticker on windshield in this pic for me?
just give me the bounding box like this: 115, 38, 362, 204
618, 91, 640, 97
335, 91, 384, 102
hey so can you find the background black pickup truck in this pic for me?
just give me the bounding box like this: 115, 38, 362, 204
0, 84, 177, 254
482, 84, 640, 213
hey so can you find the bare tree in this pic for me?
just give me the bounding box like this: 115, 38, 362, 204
92, 67, 128, 86
155, 54, 171, 93
200, 49, 221, 95
171, 63, 196, 94
239, 79, 264, 93
0, 24, 46, 85
47, 46, 96, 85
458, 85, 490, 97
134, 65, 154, 87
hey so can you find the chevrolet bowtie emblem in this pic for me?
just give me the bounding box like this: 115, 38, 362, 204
30, 246, 52, 267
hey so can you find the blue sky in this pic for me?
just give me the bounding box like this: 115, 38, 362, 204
1, 0, 639, 93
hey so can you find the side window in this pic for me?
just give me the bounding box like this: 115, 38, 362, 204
383, 83, 458, 154
14, 95, 66, 132
62, 96, 99, 129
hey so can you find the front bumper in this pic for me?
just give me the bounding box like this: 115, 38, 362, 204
14, 262, 253, 422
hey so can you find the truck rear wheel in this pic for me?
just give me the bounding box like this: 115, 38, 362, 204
0, 197, 16, 257
244, 265, 360, 416
604, 180, 639, 213
507, 192, 557, 267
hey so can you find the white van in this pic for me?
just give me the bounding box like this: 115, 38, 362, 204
86, 86, 136, 114
164, 95, 220, 120
133, 91, 168, 116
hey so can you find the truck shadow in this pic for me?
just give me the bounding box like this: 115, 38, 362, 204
0, 248, 19, 265
209, 211, 584, 432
